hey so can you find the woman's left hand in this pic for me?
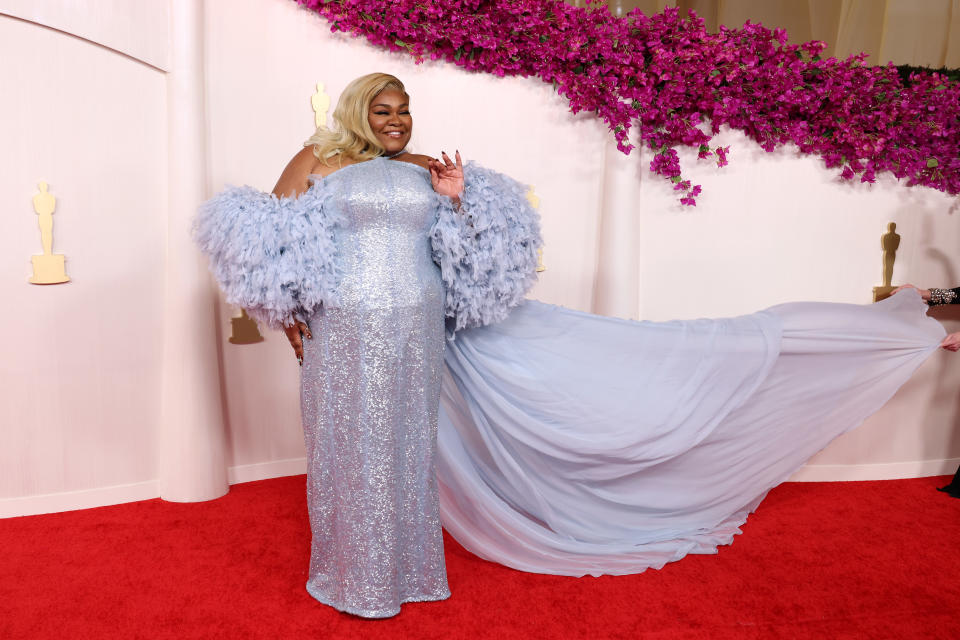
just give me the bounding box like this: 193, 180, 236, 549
891, 284, 932, 301
429, 150, 464, 205
942, 332, 960, 352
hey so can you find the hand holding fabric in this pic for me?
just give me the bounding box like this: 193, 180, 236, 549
942, 332, 960, 352
891, 284, 931, 301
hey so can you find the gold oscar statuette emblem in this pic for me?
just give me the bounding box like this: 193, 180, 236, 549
526, 186, 546, 273
872, 222, 900, 302
29, 181, 70, 285
229, 308, 265, 345
311, 82, 331, 130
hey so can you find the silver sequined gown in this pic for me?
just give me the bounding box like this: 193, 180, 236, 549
299, 158, 449, 618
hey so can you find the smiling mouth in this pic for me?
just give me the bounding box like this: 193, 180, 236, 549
384, 131, 405, 138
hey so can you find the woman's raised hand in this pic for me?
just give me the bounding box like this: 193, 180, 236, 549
429, 151, 464, 203
284, 321, 312, 366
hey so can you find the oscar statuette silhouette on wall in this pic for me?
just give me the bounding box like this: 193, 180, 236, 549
229, 308, 264, 345
29, 182, 70, 285
526, 186, 545, 273
872, 222, 900, 302
311, 82, 331, 130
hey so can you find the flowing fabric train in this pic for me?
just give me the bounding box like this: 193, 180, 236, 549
436, 290, 945, 576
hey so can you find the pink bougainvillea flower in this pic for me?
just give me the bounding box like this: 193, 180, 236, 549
294, 0, 960, 206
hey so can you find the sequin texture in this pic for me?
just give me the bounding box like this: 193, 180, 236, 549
300, 158, 449, 618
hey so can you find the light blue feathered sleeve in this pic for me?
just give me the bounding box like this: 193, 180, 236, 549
193, 180, 342, 329
429, 162, 543, 332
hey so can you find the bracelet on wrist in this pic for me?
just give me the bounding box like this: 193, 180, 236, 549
928, 288, 957, 306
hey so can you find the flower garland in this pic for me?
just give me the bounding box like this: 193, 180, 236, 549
295, 0, 960, 205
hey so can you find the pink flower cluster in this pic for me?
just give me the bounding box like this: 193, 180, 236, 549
295, 0, 960, 205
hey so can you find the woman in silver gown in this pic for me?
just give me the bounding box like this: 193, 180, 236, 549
196, 72, 541, 618
273, 78, 457, 618
195, 72, 950, 618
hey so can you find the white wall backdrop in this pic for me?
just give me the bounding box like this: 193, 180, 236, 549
1, 0, 958, 518
0, 7, 168, 510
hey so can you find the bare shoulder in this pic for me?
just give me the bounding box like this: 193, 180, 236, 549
272, 146, 324, 198
398, 153, 434, 171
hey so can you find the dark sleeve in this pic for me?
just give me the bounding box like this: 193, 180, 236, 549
928, 287, 960, 306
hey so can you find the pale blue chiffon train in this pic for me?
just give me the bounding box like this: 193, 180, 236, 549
196, 159, 946, 583
437, 290, 945, 576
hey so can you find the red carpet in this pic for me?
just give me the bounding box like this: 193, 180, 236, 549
2, 475, 958, 639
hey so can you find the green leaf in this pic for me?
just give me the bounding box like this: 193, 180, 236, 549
631, 99, 641, 110
574, 65, 585, 74
454, 46, 464, 61
671, 176, 682, 183
710, 69, 721, 77
934, 84, 947, 90
395, 39, 406, 47
539, 35, 549, 43
927, 158, 939, 168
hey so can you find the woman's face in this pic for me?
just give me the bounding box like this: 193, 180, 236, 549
368, 88, 412, 155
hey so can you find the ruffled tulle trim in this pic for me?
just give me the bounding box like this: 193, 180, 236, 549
193, 179, 343, 329
430, 162, 542, 332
